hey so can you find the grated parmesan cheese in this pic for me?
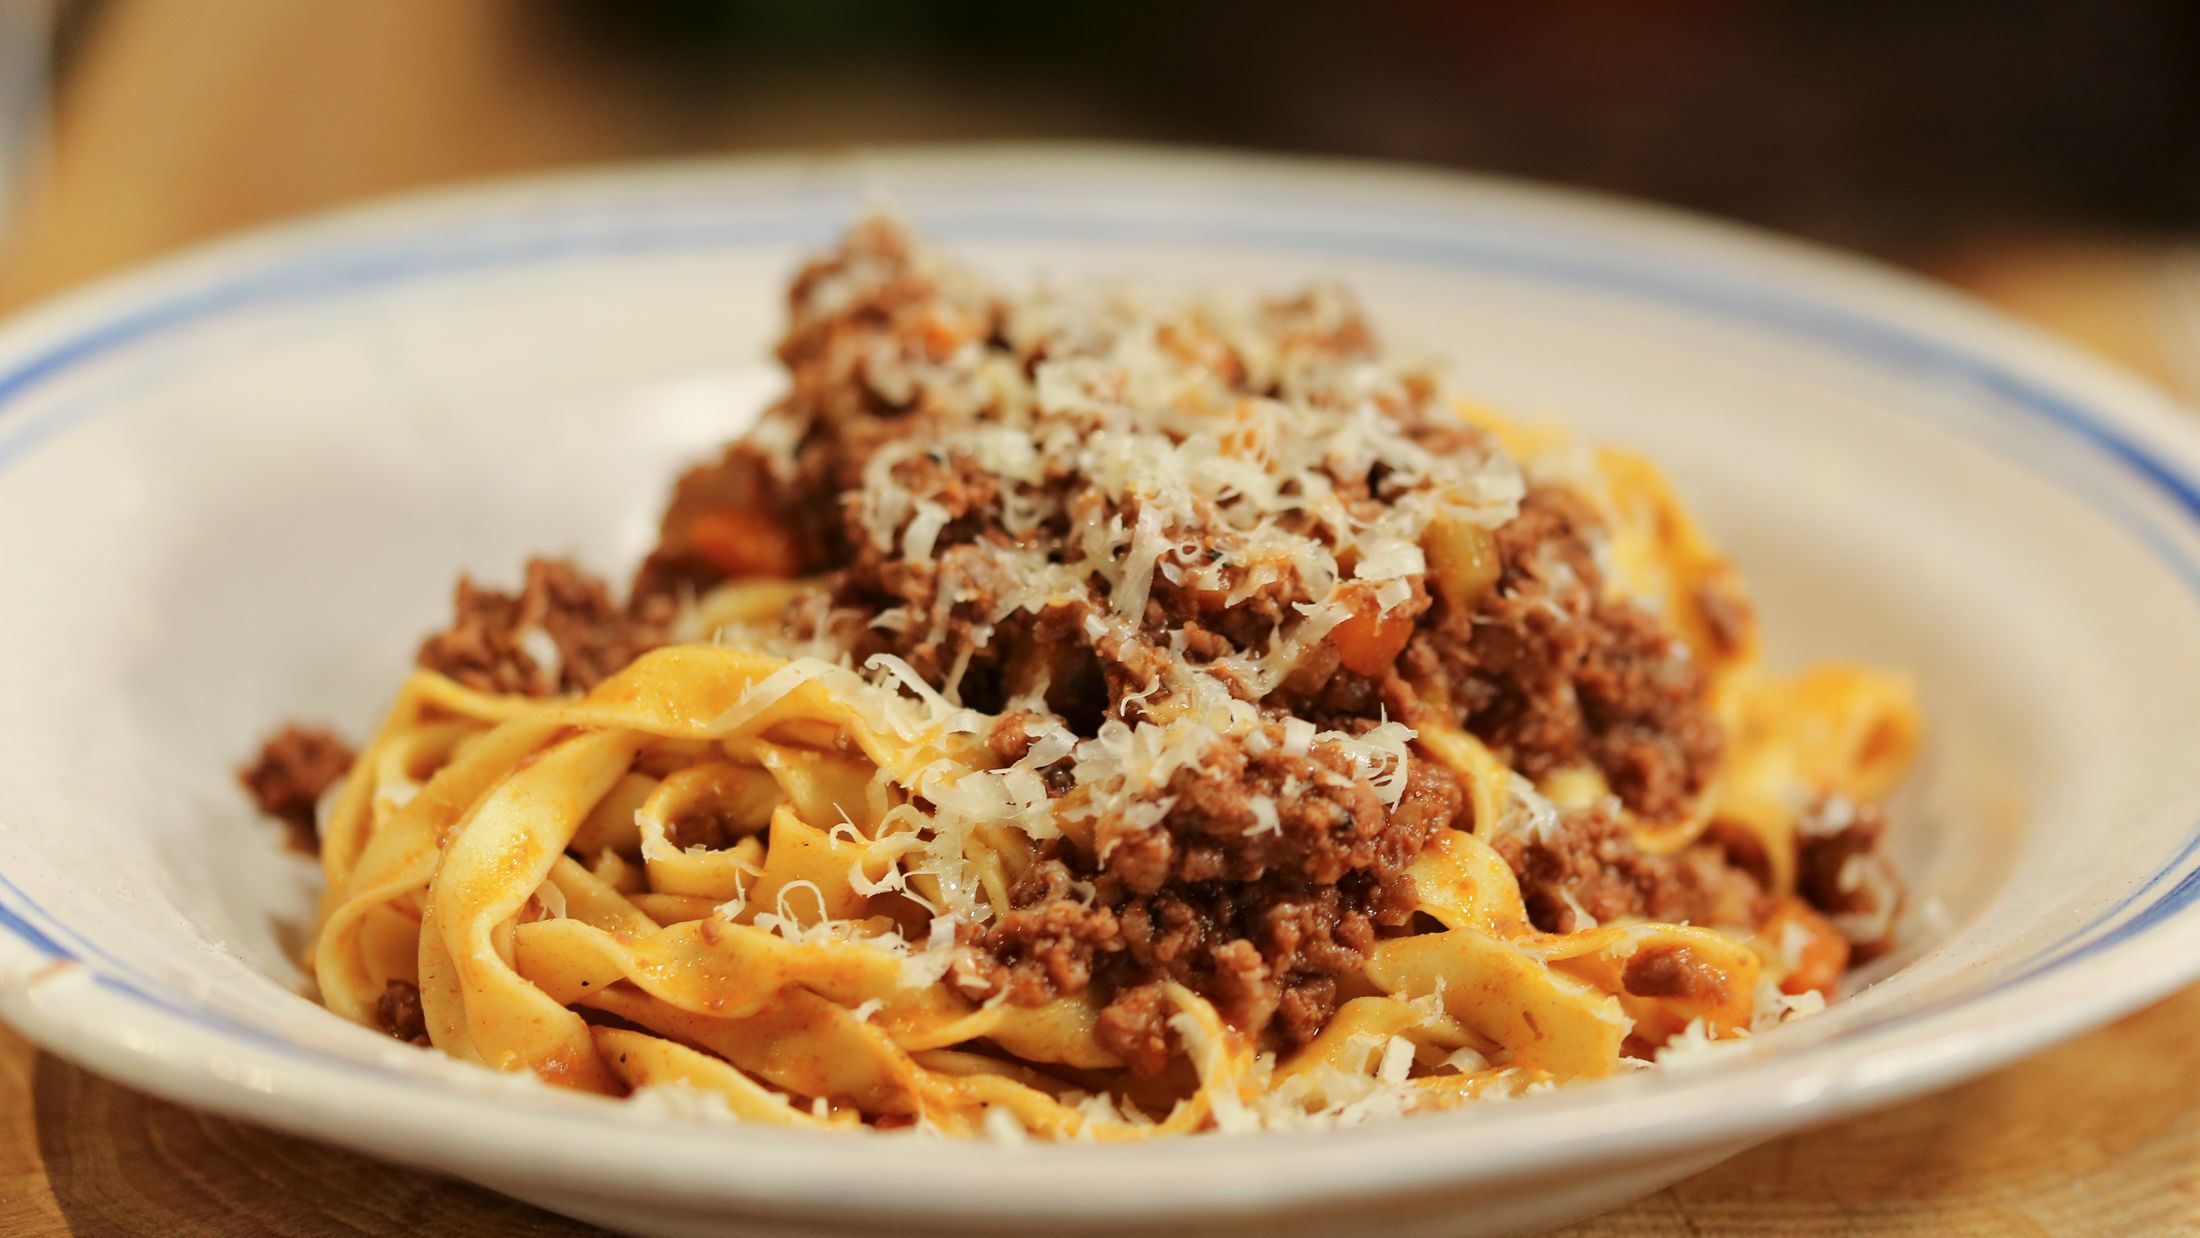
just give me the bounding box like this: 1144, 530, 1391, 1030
515, 626, 561, 684
1376, 1035, 1417, 1085
1750, 981, 1827, 1032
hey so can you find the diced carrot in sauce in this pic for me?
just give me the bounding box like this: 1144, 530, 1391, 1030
918, 313, 972, 362
1333, 607, 1415, 676
688, 509, 803, 579
1762, 897, 1850, 996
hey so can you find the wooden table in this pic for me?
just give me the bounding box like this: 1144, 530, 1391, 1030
3, 2, 2196, 1233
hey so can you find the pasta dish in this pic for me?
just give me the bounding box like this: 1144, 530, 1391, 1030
242, 215, 1918, 1136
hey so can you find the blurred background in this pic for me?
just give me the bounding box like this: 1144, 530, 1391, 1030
0, 0, 2195, 392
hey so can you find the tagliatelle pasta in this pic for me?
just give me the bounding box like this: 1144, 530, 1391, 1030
250, 214, 1919, 1136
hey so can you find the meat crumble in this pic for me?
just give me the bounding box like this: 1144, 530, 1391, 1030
238, 725, 354, 850
417, 557, 671, 698
375, 979, 430, 1045
1799, 800, 1902, 962
1493, 802, 1764, 935
1403, 483, 1722, 823
969, 720, 1466, 1066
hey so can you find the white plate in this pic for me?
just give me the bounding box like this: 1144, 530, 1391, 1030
1, 147, 2198, 1237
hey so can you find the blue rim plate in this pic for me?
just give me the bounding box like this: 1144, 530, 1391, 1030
0, 146, 2195, 1234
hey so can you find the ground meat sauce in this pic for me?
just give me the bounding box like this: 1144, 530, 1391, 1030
1798, 800, 1902, 961
1494, 803, 1766, 935
417, 557, 671, 697
238, 725, 355, 850
1621, 943, 1730, 1004
1403, 484, 1723, 822
970, 720, 1464, 1066
249, 217, 1901, 1063
375, 978, 429, 1045
631, 219, 969, 606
